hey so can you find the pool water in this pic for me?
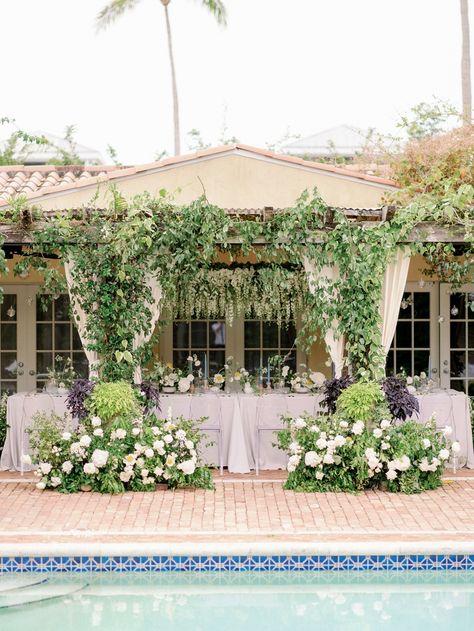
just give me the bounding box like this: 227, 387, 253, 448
1, 571, 473, 630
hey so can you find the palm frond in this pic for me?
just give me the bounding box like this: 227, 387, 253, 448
200, 0, 227, 26
96, 0, 142, 30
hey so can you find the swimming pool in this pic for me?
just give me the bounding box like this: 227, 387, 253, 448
1, 571, 473, 630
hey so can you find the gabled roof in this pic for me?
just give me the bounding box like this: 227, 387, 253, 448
283, 125, 371, 157
0, 144, 396, 207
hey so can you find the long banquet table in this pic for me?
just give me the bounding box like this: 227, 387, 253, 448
1, 389, 473, 473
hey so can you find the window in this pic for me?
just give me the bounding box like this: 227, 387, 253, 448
448, 291, 474, 396
387, 290, 432, 377
0, 294, 18, 394
36, 294, 88, 387
172, 319, 226, 376
244, 320, 297, 374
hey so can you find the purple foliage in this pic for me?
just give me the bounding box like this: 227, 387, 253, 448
382, 376, 419, 421
66, 379, 95, 420
136, 381, 160, 412
322, 375, 355, 414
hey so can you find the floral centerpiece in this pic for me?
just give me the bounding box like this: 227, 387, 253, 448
406, 372, 437, 395
290, 364, 325, 393
25, 381, 213, 493
146, 361, 182, 393
45, 356, 77, 395
268, 355, 292, 391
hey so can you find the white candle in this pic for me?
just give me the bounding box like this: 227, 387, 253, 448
204, 353, 208, 379
428, 355, 432, 378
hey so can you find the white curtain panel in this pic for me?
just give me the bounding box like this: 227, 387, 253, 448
303, 258, 345, 378
132, 273, 162, 384
63, 259, 100, 378
380, 247, 411, 358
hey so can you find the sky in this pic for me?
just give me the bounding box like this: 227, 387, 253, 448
1, 0, 473, 164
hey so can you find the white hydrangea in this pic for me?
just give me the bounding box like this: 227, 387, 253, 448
164, 434, 173, 444
380, 419, 391, 430
154, 466, 164, 477
39, 462, 52, 475
439, 449, 450, 461
178, 460, 196, 475
91, 416, 102, 427
304, 451, 321, 467
334, 435, 345, 448
132, 427, 141, 436
323, 453, 334, 465
386, 469, 397, 480
79, 435, 91, 447
61, 432, 72, 441
339, 421, 349, 429
373, 428, 383, 438
315, 471, 324, 480
316, 437, 327, 449
83, 462, 97, 475
422, 438, 431, 449
153, 440, 166, 455
175, 429, 187, 441
115, 428, 127, 440
289, 442, 302, 454
293, 417, 306, 430
91, 449, 109, 469
352, 421, 364, 435
119, 470, 132, 483
50, 476, 61, 488
287, 454, 300, 472
62, 460, 73, 474
93, 428, 103, 437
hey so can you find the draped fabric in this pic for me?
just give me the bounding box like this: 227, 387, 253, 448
303, 258, 345, 378
380, 247, 411, 359
132, 273, 162, 384
63, 260, 100, 378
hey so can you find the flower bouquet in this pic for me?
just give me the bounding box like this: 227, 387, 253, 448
290, 365, 325, 394
45, 356, 77, 395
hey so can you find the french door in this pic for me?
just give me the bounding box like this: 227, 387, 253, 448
0, 285, 87, 394
440, 283, 474, 395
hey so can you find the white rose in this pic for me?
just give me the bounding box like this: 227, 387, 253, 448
431, 457, 440, 468
151, 426, 161, 436
39, 462, 52, 475
50, 476, 61, 488
309, 425, 320, 433
420, 372, 427, 379
83, 462, 97, 474
178, 459, 196, 475
386, 469, 397, 480
185, 440, 194, 450
136, 457, 145, 468
316, 438, 327, 449
93, 428, 103, 437
194, 360, 201, 367
153, 440, 165, 454
381, 442, 389, 451
91, 416, 102, 427
114, 428, 126, 440
451, 441, 461, 454
79, 435, 91, 447
176, 429, 187, 441
294, 417, 306, 430
304, 451, 321, 467
144, 448, 154, 458
334, 435, 345, 447
91, 449, 109, 469
396, 455, 411, 471
352, 422, 364, 436
407, 385, 416, 394
315, 471, 324, 480
282, 366, 289, 378
132, 427, 141, 436
61, 432, 72, 441
365, 448, 376, 458
380, 420, 391, 430
154, 466, 164, 477
187, 374, 195, 382
165, 454, 176, 467
62, 460, 73, 474
339, 421, 348, 429
406, 376, 413, 385
422, 438, 431, 449
164, 434, 173, 444
439, 449, 450, 461
442, 426, 453, 437
323, 453, 334, 465
36, 482, 46, 490
419, 457, 429, 472
287, 454, 300, 472
387, 460, 397, 470
119, 471, 132, 483
373, 428, 383, 438
141, 468, 149, 478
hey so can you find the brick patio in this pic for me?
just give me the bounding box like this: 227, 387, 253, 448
0, 472, 473, 545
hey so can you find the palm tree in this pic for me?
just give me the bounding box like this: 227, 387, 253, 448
97, 0, 227, 156
460, 0, 472, 124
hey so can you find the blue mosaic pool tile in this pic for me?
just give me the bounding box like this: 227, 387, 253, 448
1, 553, 474, 573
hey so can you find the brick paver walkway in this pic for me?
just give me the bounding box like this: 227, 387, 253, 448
0, 477, 473, 544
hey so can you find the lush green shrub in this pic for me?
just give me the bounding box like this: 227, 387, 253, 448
88, 381, 141, 426
0, 392, 8, 450
335, 381, 390, 425
278, 413, 457, 494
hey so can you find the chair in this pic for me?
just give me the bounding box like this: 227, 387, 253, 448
255, 394, 288, 476
188, 394, 224, 475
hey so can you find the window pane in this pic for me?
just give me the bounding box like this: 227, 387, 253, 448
396, 322, 412, 348
209, 351, 225, 376
468, 381, 474, 396
468, 323, 474, 349
1, 381, 16, 395
468, 352, 474, 378
413, 322, 430, 348
173, 322, 188, 349
414, 292, 430, 318
262, 322, 278, 347
280, 322, 296, 348
54, 295, 71, 321
72, 326, 83, 350
54, 324, 71, 351
450, 351, 466, 378
209, 322, 225, 348
396, 350, 412, 375
1, 295, 17, 321
398, 293, 412, 319
37, 324, 52, 351
244, 321, 260, 348
191, 322, 207, 348
1, 323, 16, 351
386, 350, 395, 375
173, 350, 189, 370
36, 299, 52, 322
451, 323, 466, 349
450, 293, 465, 319
413, 350, 430, 375
450, 379, 466, 393
1, 353, 17, 379
36, 352, 53, 377
72, 352, 89, 379
244, 350, 261, 373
